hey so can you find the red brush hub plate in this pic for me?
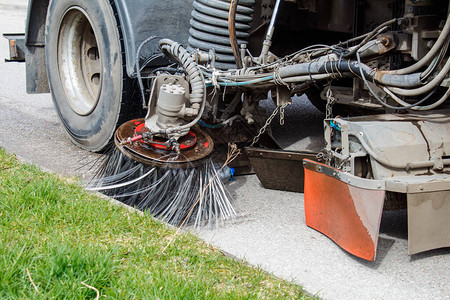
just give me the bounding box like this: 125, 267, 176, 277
115, 118, 214, 168
134, 122, 197, 151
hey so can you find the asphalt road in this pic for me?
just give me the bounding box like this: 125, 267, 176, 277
1, 2, 449, 299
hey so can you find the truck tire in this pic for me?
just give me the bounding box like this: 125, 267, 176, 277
45, 0, 138, 152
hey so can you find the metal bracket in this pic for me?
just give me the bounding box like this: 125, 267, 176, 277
3, 33, 25, 62
144, 75, 190, 138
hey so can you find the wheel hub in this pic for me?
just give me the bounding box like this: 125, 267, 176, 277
58, 6, 102, 116
115, 119, 214, 168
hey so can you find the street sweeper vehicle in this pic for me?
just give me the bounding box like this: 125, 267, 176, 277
7, 0, 450, 261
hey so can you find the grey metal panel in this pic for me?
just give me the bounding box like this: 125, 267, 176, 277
407, 191, 450, 255
24, 0, 50, 93
385, 174, 450, 194
340, 110, 450, 179
348, 121, 429, 179
114, 0, 194, 77
303, 159, 386, 190
3, 34, 26, 62
419, 120, 450, 162
25, 45, 49, 93
25, 0, 49, 46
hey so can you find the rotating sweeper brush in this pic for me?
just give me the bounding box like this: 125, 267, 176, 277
88, 120, 237, 227
87, 39, 239, 227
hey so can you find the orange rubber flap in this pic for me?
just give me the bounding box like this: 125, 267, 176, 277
303, 159, 385, 261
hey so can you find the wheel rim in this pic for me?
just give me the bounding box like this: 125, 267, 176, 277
57, 7, 102, 116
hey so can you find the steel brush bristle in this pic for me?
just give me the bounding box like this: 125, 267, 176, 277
86, 146, 237, 227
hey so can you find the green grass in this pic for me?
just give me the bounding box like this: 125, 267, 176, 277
0, 147, 311, 299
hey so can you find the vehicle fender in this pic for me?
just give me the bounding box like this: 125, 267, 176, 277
25, 0, 50, 93
114, 0, 194, 77
24, 0, 194, 93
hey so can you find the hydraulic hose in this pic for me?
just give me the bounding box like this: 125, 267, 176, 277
356, 52, 436, 110
158, 39, 207, 135
421, 38, 450, 80
278, 59, 423, 88
383, 86, 450, 111
343, 18, 398, 58
387, 56, 450, 96
136, 36, 159, 108
159, 39, 204, 106
383, 13, 450, 75
189, 0, 255, 69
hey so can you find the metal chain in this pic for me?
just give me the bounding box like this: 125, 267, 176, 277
325, 87, 337, 119
280, 104, 286, 125
316, 151, 325, 162
316, 150, 332, 165
250, 103, 289, 147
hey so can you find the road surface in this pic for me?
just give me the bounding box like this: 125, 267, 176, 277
0, 2, 449, 299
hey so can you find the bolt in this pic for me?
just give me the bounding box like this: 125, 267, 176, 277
419, 185, 424, 191
380, 37, 391, 47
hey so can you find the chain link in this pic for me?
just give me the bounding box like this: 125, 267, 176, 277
250, 103, 289, 147
325, 87, 337, 119
316, 150, 332, 165
280, 105, 286, 125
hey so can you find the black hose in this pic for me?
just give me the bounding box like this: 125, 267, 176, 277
151, 67, 186, 75
135, 36, 159, 108
342, 18, 398, 58
278, 59, 423, 88
356, 52, 438, 110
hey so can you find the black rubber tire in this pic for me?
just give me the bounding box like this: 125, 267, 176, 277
305, 87, 327, 113
45, 0, 138, 152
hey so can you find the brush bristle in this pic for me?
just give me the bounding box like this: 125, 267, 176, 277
86, 147, 236, 227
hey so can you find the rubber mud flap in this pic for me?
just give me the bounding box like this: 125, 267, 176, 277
303, 159, 385, 261
408, 191, 450, 255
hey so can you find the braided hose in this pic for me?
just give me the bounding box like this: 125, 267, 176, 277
159, 39, 204, 107
157, 39, 206, 135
